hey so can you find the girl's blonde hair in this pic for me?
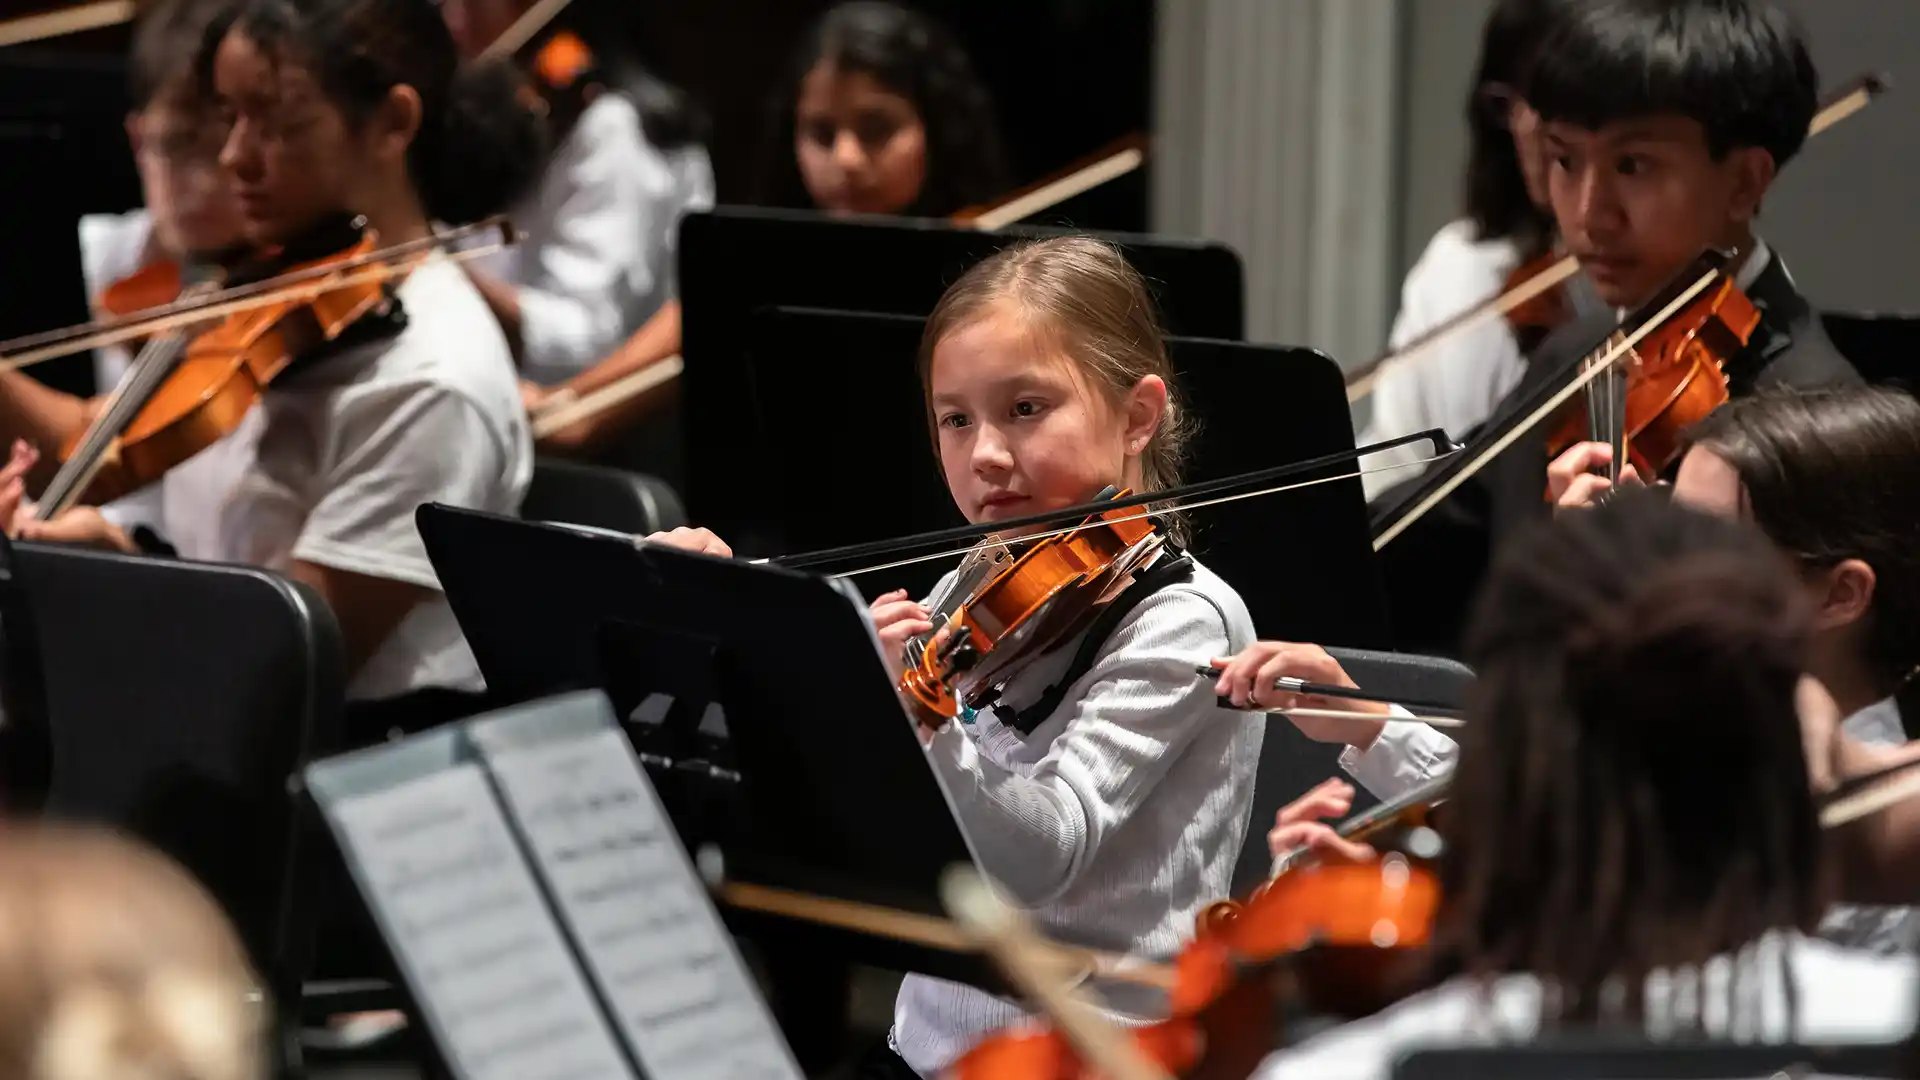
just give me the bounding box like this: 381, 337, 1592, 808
918, 236, 1196, 536
0, 825, 264, 1080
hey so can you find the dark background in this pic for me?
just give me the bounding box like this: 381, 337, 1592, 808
0, 0, 1155, 395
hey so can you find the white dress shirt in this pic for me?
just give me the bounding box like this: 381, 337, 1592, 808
467, 92, 716, 384
1358, 220, 1526, 500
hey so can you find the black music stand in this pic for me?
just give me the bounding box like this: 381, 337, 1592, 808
676, 207, 1246, 545
738, 306, 1394, 650
417, 506, 977, 905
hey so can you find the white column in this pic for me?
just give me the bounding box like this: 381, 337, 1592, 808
1153, 0, 1402, 373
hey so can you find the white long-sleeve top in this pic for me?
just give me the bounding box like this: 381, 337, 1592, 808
891, 555, 1262, 1077
1252, 931, 1916, 1080
1358, 219, 1526, 501
470, 92, 715, 385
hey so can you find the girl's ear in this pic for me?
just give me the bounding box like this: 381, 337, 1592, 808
369, 84, 424, 166
1809, 557, 1876, 635
1123, 374, 1168, 458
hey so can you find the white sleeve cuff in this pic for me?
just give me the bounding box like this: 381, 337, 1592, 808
1338, 705, 1459, 801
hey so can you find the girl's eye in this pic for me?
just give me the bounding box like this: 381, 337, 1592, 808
938, 412, 969, 429
1617, 155, 1647, 177
1012, 400, 1044, 418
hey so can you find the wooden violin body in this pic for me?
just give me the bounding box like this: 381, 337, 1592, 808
898, 493, 1162, 727
1544, 272, 1761, 479
57, 226, 396, 507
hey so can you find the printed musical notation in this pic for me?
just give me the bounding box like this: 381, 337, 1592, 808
330, 764, 636, 1080
484, 729, 804, 1080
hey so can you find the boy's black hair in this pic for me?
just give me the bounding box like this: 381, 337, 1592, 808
129, 0, 236, 111
1525, 0, 1818, 169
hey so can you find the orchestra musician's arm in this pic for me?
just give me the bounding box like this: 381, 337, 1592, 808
1213, 640, 1458, 800
280, 383, 515, 676
528, 300, 682, 453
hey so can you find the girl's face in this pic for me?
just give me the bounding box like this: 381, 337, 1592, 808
793, 61, 928, 217
928, 302, 1166, 530
213, 30, 401, 246
128, 95, 246, 259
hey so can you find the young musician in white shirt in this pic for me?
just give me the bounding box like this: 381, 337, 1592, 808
439, 0, 717, 399
0, 0, 536, 713
1357, 0, 1575, 499
647, 236, 1261, 1080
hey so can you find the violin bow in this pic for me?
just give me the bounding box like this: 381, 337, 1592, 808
0, 218, 517, 375
1820, 753, 1920, 830
713, 877, 1173, 992
943, 866, 1174, 1080
481, 0, 573, 61
0, 0, 134, 49
762, 427, 1462, 577
1344, 71, 1889, 406
1368, 251, 1731, 551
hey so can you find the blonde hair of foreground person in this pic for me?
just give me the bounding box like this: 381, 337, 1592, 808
0, 824, 263, 1080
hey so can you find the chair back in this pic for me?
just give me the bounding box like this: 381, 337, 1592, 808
523, 457, 687, 534
14, 543, 346, 1013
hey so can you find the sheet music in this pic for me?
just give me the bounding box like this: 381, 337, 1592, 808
330, 765, 636, 1080
483, 728, 804, 1080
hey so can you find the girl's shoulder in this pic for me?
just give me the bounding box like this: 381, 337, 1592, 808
1404, 218, 1522, 292
1104, 554, 1255, 656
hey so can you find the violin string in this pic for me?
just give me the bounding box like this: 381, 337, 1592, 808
823, 449, 1456, 580
0, 238, 513, 376
0, 217, 510, 360
1371, 265, 1725, 552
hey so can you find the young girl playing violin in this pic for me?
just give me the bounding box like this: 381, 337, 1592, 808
649, 235, 1262, 1080
533, 0, 1014, 456
1, 0, 538, 722
0, 0, 248, 520
1357, 0, 1575, 500
1254, 491, 1916, 1080
439, 0, 716, 404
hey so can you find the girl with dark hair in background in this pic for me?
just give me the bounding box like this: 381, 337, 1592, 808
0, 0, 251, 533
1357, 0, 1576, 497
1254, 491, 1917, 1080
1553, 385, 1920, 953
534, 0, 1013, 456
440, 0, 718, 409
758, 0, 1010, 218
0, 0, 539, 722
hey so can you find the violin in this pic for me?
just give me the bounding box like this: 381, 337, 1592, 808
1542, 266, 1760, 484
1500, 249, 1575, 349
898, 488, 1166, 730
44, 217, 402, 511
948, 813, 1445, 1080
9, 218, 515, 515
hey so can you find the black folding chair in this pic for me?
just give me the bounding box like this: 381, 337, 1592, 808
522, 456, 687, 535
12, 543, 346, 1070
